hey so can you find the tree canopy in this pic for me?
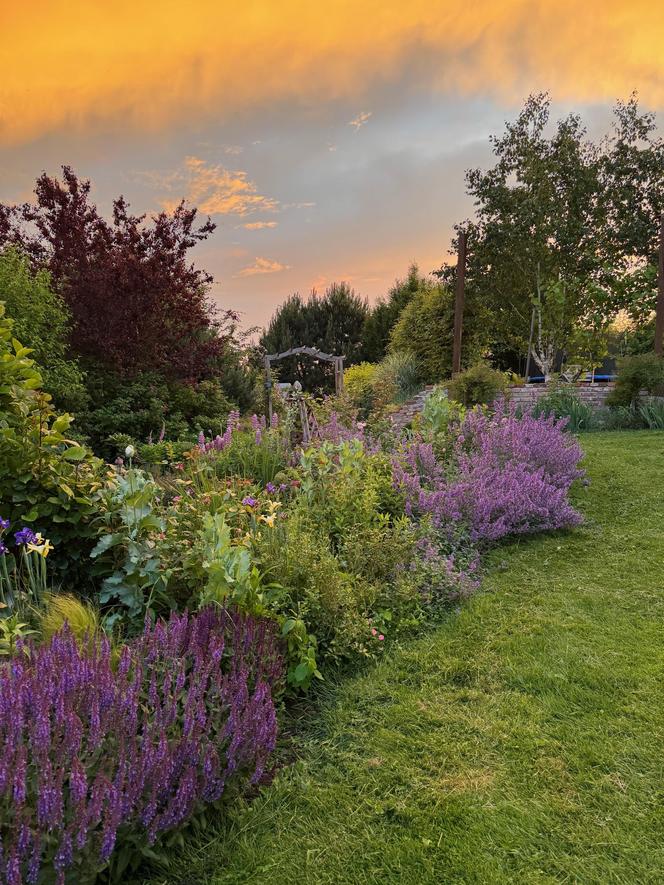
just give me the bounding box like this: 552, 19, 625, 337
436, 93, 664, 369
390, 274, 486, 383
0, 167, 236, 381
260, 282, 369, 391
0, 247, 86, 411
361, 264, 422, 363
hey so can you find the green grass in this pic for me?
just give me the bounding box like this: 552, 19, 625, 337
148, 431, 664, 885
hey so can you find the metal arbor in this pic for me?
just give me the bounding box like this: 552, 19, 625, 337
263, 345, 345, 421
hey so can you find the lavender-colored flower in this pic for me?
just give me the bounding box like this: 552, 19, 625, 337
0, 540, 7, 555
241, 496, 258, 508
0, 610, 283, 882
393, 399, 584, 544
265, 482, 276, 494
14, 527, 37, 545
0, 517, 9, 531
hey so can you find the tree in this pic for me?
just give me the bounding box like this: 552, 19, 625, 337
260, 283, 369, 391
390, 276, 486, 383
437, 94, 664, 369
361, 264, 421, 362
0, 247, 86, 411
0, 167, 234, 381
437, 94, 601, 362
599, 94, 664, 267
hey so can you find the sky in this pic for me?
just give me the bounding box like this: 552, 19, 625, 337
1, 1, 664, 331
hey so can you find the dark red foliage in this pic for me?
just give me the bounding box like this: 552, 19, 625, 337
0, 167, 236, 380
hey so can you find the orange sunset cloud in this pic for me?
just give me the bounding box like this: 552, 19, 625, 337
1, 1, 664, 146
156, 156, 278, 216
236, 257, 291, 277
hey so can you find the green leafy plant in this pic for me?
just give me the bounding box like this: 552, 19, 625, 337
447, 362, 509, 407
608, 353, 664, 407
0, 614, 37, 656
532, 383, 597, 432
0, 304, 103, 582
419, 386, 466, 441
638, 400, 664, 430
0, 248, 87, 412
91, 468, 169, 630
343, 362, 379, 416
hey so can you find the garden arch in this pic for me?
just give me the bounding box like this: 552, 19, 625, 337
263, 346, 345, 421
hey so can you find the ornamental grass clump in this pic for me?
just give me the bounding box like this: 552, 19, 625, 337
0, 607, 283, 885
394, 400, 584, 543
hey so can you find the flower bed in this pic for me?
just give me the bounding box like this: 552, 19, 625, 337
0, 608, 282, 885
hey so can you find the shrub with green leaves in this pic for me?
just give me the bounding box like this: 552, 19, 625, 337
447, 362, 509, 407
419, 386, 466, 443
532, 382, 597, 432
608, 352, 664, 407
0, 304, 103, 581
0, 248, 87, 413
343, 362, 379, 416
91, 468, 169, 631
79, 369, 239, 459
390, 280, 485, 383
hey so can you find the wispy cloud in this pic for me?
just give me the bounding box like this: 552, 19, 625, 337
240, 221, 278, 230
282, 201, 316, 210
348, 111, 372, 131
236, 256, 291, 277
156, 156, 278, 216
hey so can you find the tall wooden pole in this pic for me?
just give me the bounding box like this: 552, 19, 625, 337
452, 231, 467, 375
655, 214, 664, 357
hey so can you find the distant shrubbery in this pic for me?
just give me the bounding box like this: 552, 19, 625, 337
607, 353, 664, 407
447, 363, 509, 407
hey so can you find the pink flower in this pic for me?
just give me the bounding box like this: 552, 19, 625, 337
371, 628, 377, 636
378, 635, 385, 641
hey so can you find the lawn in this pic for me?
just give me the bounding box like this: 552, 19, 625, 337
148, 431, 664, 885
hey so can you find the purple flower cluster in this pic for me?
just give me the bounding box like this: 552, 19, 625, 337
14, 528, 37, 546
314, 412, 364, 445
0, 607, 283, 884
198, 410, 241, 454
250, 413, 266, 445
393, 401, 584, 543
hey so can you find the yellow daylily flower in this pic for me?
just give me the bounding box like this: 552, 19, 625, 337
27, 536, 54, 558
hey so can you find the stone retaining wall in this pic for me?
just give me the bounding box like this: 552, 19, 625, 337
507, 382, 616, 410
389, 382, 617, 429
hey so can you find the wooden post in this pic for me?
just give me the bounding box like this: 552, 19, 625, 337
335, 357, 345, 395
452, 231, 467, 375
655, 214, 664, 357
